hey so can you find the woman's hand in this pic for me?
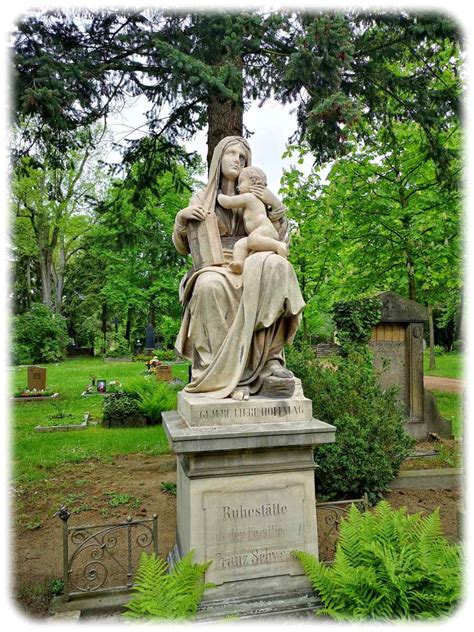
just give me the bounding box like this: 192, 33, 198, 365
177, 205, 207, 224
249, 185, 281, 209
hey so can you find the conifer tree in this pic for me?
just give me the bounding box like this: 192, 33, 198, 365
12, 9, 462, 177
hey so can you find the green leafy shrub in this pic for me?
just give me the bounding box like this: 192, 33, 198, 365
12, 342, 33, 366
124, 378, 179, 421
451, 340, 463, 352
287, 343, 414, 501
332, 297, 382, 349
154, 349, 176, 361
12, 303, 70, 364
124, 550, 213, 620
293, 501, 462, 621
104, 332, 131, 357
103, 393, 141, 420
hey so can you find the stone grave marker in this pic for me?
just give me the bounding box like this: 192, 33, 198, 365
27, 366, 47, 391
370, 291, 452, 439
155, 364, 172, 382
144, 323, 155, 352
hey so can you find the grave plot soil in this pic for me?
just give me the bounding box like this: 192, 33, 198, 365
11, 454, 462, 619
400, 438, 462, 471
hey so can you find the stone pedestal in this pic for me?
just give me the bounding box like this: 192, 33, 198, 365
162, 385, 336, 605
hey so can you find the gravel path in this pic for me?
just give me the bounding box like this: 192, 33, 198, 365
424, 375, 464, 393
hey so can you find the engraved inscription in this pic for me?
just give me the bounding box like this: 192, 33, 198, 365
203, 485, 305, 584
222, 502, 287, 520
198, 404, 305, 420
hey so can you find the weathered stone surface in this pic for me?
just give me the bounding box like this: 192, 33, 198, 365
27, 365, 47, 390
258, 375, 295, 398
162, 406, 335, 602
424, 390, 453, 438
377, 290, 428, 323
370, 290, 452, 439
155, 364, 172, 382
174, 449, 319, 595
163, 411, 335, 453
177, 388, 312, 428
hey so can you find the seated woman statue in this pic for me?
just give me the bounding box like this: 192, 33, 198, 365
172, 136, 305, 401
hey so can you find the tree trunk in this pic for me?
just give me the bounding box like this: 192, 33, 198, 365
453, 291, 463, 344
25, 258, 32, 310
101, 303, 108, 354
207, 89, 244, 169
428, 303, 436, 369
39, 249, 53, 307
53, 236, 66, 313
125, 307, 133, 343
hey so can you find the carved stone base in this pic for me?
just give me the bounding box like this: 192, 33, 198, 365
162, 400, 336, 605
177, 383, 311, 427
259, 376, 295, 399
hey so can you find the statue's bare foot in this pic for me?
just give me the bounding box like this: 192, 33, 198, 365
229, 261, 243, 274
276, 243, 288, 258
265, 360, 293, 379
231, 386, 250, 401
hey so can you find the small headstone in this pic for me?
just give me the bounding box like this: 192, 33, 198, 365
27, 366, 47, 391
97, 380, 107, 393
156, 365, 172, 382
145, 323, 155, 350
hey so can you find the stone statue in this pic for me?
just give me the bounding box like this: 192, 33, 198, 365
172, 136, 305, 400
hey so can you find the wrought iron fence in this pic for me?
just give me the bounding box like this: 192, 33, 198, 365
56, 506, 158, 601
316, 494, 369, 563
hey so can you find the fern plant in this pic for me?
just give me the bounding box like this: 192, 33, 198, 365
294, 501, 462, 621
123, 550, 214, 620
124, 379, 178, 421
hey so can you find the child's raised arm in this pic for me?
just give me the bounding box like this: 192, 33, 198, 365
218, 192, 253, 210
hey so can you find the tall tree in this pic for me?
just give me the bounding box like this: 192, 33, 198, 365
12, 9, 462, 174
281, 117, 461, 343
11, 124, 107, 309
62, 140, 203, 350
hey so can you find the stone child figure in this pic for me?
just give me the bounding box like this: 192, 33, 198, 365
217, 166, 288, 274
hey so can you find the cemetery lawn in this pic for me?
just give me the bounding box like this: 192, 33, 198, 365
10, 358, 189, 484
431, 390, 463, 439
423, 350, 463, 379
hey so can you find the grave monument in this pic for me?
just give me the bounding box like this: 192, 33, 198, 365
370, 291, 452, 439
163, 136, 336, 614
144, 323, 156, 353
27, 365, 47, 391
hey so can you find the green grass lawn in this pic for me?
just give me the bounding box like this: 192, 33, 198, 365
423, 350, 463, 379
430, 390, 463, 440
10, 357, 189, 484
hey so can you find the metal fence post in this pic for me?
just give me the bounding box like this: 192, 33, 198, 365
152, 514, 158, 557
55, 505, 71, 601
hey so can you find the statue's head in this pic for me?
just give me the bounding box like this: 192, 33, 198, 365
210, 136, 251, 183
237, 166, 267, 192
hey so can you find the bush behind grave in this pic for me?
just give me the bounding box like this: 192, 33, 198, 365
286, 342, 414, 502
12, 303, 70, 364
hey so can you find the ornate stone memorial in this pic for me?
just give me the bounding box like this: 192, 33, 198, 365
163, 136, 335, 613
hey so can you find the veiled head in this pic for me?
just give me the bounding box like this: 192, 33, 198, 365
208, 136, 252, 184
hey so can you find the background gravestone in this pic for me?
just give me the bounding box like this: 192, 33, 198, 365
144, 323, 156, 352
155, 365, 172, 382
27, 366, 47, 391
369, 291, 452, 439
